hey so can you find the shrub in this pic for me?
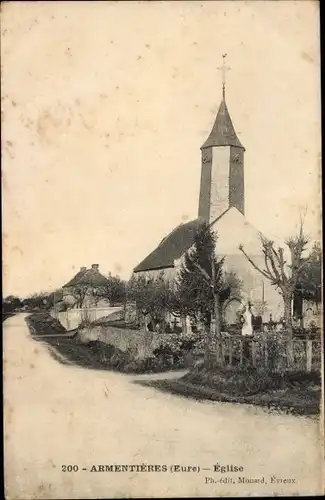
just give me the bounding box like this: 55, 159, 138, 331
183, 365, 321, 397
85, 341, 132, 368
123, 357, 171, 374
26, 312, 67, 335
92, 318, 139, 330
79, 317, 93, 329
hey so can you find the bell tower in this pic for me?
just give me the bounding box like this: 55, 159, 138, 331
198, 55, 245, 224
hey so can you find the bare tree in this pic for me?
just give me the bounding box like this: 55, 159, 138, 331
295, 241, 321, 307
92, 274, 126, 306
69, 284, 90, 308
127, 273, 175, 331
239, 220, 310, 344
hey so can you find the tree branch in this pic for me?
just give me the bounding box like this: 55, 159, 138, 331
186, 252, 212, 286
239, 244, 273, 280
267, 248, 282, 283
263, 250, 275, 280
277, 247, 287, 283
295, 259, 311, 276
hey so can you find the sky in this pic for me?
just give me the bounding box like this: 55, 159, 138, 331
2, 1, 321, 297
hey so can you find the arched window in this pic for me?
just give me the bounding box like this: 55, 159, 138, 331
223, 297, 243, 326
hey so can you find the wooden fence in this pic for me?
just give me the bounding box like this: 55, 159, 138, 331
207, 336, 321, 373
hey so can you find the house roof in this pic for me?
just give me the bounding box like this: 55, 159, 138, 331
63, 266, 108, 288
201, 97, 244, 150
63, 269, 88, 288
134, 218, 206, 273
77, 268, 109, 287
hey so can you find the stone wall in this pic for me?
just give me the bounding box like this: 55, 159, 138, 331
77, 325, 180, 360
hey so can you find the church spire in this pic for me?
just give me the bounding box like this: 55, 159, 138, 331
218, 53, 230, 101
198, 55, 245, 222
201, 55, 244, 150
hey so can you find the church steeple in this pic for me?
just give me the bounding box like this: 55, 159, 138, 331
201, 54, 244, 150
201, 98, 244, 150
198, 55, 245, 223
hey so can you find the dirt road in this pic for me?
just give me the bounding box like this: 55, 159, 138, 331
4, 314, 323, 498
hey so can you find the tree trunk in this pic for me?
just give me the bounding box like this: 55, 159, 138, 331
181, 316, 187, 336
213, 290, 221, 339
283, 294, 293, 339
213, 291, 222, 365
210, 255, 221, 338
205, 257, 222, 369
204, 337, 211, 370
283, 294, 294, 368
206, 293, 222, 368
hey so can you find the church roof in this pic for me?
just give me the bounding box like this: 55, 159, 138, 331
133, 207, 265, 273
134, 218, 205, 273
201, 97, 244, 150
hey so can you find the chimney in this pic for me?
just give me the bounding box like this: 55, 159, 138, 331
91, 264, 99, 271
80, 266, 87, 272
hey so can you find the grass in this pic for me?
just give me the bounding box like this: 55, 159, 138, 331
25, 312, 322, 415
182, 365, 321, 396
26, 312, 67, 335
135, 366, 321, 416
2, 312, 16, 322
34, 334, 185, 374
37, 336, 133, 371
25, 312, 184, 373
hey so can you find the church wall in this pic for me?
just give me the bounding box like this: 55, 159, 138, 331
221, 253, 283, 321
133, 208, 284, 322
198, 147, 212, 221
229, 146, 245, 214
133, 267, 177, 282
133, 257, 283, 323
176, 250, 282, 321
210, 146, 231, 223
213, 207, 263, 255
212, 207, 283, 321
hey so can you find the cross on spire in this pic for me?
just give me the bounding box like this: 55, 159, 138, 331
217, 53, 231, 100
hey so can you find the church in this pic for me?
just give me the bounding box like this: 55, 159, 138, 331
133, 58, 283, 324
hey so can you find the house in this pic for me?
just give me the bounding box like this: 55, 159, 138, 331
62, 264, 110, 308
133, 62, 283, 324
